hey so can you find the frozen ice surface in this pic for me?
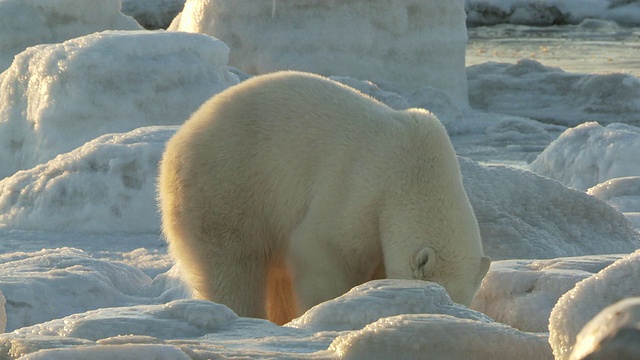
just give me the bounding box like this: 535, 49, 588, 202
0, 248, 155, 332
465, 0, 640, 26
287, 279, 492, 332
0, 281, 553, 360
467, 60, 640, 127
531, 122, 640, 191
460, 157, 640, 260
0, 0, 141, 72
0, 30, 238, 178
569, 297, 640, 360
549, 249, 640, 359
0, 127, 175, 233
170, 0, 469, 107
471, 255, 624, 332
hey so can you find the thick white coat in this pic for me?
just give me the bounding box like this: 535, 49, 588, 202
158, 71, 490, 324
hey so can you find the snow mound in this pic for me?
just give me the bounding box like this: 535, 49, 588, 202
570, 297, 640, 360
170, 0, 469, 106
0, 278, 553, 359
465, 0, 640, 26
0, 30, 238, 179
471, 255, 623, 332
530, 122, 640, 191
17, 299, 237, 340
460, 157, 640, 260
287, 279, 492, 332
0, 127, 176, 233
21, 344, 191, 360
569, 297, 640, 360
588, 176, 640, 228
329, 314, 552, 360
467, 60, 640, 127
0, 0, 141, 72
0, 247, 153, 332
121, 0, 185, 29
549, 249, 640, 359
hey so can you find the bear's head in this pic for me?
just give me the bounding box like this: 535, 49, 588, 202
410, 246, 491, 305
378, 107, 491, 306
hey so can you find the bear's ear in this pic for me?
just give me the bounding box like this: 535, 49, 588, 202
411, 247, 436, 279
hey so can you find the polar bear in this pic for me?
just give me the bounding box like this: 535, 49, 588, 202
158, 71, 490, 325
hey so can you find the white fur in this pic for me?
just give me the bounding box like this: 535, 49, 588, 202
158, 71, 490, 324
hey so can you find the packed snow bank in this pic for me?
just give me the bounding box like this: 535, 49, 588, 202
170, 0, 469, 106
287, 280, 492, 332
0, 127, 174, 233
0, 30, 238, 179
465, 0, 640, 26
467, 60, 640, 127
530, 122, 640, 191
0, 0, 141, 72
460, 157, 640, 260
0, 280, 552, 359
0, 248, 155, 332
121, 0, 185, 29
569, 297, 640, 360
471, 255, 623, 332
549, 249, 640, 360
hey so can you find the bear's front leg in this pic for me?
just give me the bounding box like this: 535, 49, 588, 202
287, 225, 363, 314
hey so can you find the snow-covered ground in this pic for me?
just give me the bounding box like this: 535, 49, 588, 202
1, 0, 640, 359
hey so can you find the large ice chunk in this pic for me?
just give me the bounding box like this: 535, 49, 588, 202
0, 30, 238, 178
170, 0, 469, 106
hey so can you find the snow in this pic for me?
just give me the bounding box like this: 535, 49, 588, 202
549, 249, 640, 359
0, 30, 238, 178
0, 0, 639, 358
461, 157, 640, 260
170, 0, 470, 107
588, 176, 640, 228
470, 255, 624, 332
287, 280, 493, 332
531, 122, 640, 190
329, 315, 552, 360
